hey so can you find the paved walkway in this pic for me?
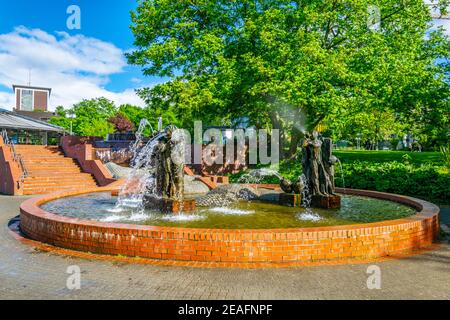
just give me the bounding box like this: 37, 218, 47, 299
0, 195, 449, 300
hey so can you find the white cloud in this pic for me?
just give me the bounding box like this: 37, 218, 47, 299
0, 26, 147, 110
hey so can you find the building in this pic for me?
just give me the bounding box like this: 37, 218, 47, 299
12, 84, 56, 122
0, 108, 65, 145
13, 84, 51, 112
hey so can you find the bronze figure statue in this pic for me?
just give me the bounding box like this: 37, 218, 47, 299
301, 133, 338, 198
152, 125, 185, 201
280, 176, 305, 194
280, 131, 341, 208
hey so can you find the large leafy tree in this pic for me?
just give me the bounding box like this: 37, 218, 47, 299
118, 103, 180, 132
128, 0, 450, 156
50, 98, 117, 138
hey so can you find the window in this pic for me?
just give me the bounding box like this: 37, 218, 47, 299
20, 89, 33, 111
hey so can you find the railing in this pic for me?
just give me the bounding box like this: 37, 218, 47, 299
1, 129, 8, 145
1, 130, 28, 189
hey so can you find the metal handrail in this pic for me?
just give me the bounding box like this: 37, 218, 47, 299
1, 130, 28, 189
1, 129, 8, 144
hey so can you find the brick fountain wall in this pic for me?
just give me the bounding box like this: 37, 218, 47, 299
19, 187, 440, 267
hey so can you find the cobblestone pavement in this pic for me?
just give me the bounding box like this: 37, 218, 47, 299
0, 195, 449, 300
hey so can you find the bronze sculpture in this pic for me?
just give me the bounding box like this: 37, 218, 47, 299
153, 125, 184, 200
280, 132, 341, 208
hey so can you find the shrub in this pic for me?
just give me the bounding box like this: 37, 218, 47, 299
441, 145, 450, 169
336, 161, 450, 204
229, 160, 450, 204
108, 113, 135, 133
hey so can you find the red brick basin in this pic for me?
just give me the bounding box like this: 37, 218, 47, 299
19, 187, 440, 267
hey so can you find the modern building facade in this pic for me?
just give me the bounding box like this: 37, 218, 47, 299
0, 108, 64, 145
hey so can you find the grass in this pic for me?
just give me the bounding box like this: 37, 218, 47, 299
334, 150, 442, 165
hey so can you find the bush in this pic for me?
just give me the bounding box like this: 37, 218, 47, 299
336, 161, 450, 204
108, 113, 135, 133
441, 145, 450, 169
229, 159, 450, 205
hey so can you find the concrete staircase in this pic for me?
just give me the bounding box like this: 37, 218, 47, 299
14, 145, 98, 195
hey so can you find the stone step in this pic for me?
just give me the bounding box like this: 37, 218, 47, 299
23, 183, 97, 188
20, 155, 67, 159
15, 149, 61, 153
24, 181, 97, 186
23, 180, 97, 186
25, 165, 81, 169
25, 163, 80, 167
15, 144, 98, 194
26, 172, 84, 177
15, 146, 60, 149
22, 156, 71, 159
25, 176, 95, 182
23, 186, 98, 195
24, 159, 74, 162
26, 171, 84, 175
26, 168, 82, 172
19, 153, 66, 157
25, 173, 94, 178
16, 151, 62, 154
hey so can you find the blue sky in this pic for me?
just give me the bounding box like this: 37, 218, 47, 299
0, 0, 165, 109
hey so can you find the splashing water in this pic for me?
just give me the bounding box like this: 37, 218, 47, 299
114, 119, 162, 214
296, 212, 322, 222
161, 214, 205, 222
336, 158, 346, 191
208, 207, 255, 215
238, 168, 282, 184
300, 174, 312, 210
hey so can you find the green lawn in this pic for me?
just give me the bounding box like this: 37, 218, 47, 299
334, 150, 443, 166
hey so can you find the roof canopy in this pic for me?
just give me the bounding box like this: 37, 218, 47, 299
12, 84, 52, 95
0, 109, 64, 133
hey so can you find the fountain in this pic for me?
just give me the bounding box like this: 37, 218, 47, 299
16, 121, 440, 267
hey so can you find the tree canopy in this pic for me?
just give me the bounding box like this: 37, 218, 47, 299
127, 0, 450, 155
49, 98, 174, 138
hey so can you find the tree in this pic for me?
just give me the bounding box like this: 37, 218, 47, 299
128, 0, 450, 157
50, 98, 116, 138
55, 106, 66, 117
117, 103, 179, 133
323, 109, 407, 148
108, 112, 135, 133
